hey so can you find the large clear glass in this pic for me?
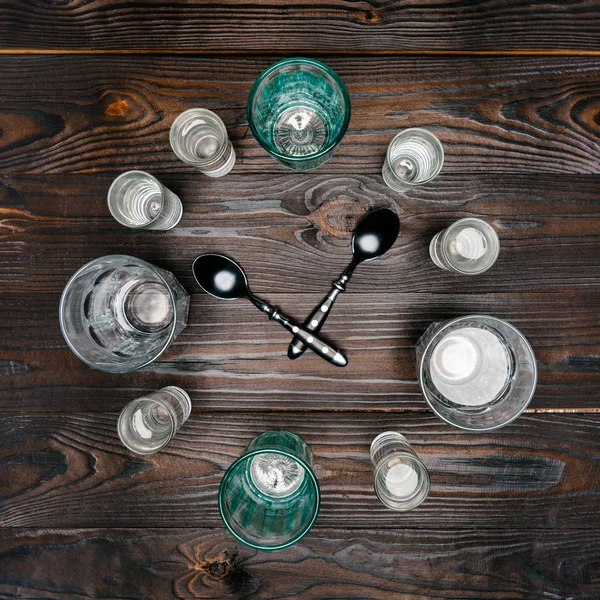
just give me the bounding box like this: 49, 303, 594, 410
170, 108, 236, 177
247, 58, 351, 171
59, 255, 189, 373
416, 315, 537, 431
118, 386, 191, 454
371, 431, 430, 511
382, 128, 444, 191
218, 430, 320, 551
430, 218, 500, 275
107, 170, 183, 230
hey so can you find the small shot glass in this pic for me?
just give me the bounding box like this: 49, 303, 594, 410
108, 171, 183, 230
430, 218, 500, 275
170, 108, 236, 177
370, 432, 430, 511
117, 386, 191, 454
382, 128, 444, 192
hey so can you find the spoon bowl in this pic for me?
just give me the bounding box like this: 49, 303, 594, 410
352, 208, 400, 264
193, 254, 249, 300
193, 253, 348, 367
288, 207, 400, 359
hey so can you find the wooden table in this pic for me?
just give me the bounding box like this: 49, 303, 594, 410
1, 2, 600, 598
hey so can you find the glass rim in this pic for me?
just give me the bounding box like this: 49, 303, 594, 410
385, 127, 444, 186
59, 254, 179, 373
107, 170, 166, 229
417, 315, 538, 432
218, 445, 321, 551
247, 57, 352, 163
169, 108, 230, 167
117, 396, 176, 455
439, 218, 500, 275
373, 452, 430, 511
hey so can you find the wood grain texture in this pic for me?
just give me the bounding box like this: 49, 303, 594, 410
1, 0, 600, 52
2, 173, 600, 295
2, 527, 600, 599
1, 56, 599, 174
2, 291, 600, 411
1, 173, 599, 410
1, 411, 600, 529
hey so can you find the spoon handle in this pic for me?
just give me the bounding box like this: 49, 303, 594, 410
288, 267, 354, 360
273, 310, 347, 367
248, 294, 347, 366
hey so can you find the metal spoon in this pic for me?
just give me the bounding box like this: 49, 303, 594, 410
193, 253, 348, 367
288, 207, 400, 359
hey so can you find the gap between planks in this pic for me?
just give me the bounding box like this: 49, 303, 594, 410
0, 407, 599, 413
1, 48, 600, 56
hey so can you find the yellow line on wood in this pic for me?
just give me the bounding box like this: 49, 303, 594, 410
0, 48, 599, 56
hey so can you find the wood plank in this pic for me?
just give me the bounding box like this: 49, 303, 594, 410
1, 56, 599, 174
2, 290, 600, 411
1, 0, 600, 52
2, 527, 600, 599
1, 412, 600, 529
2, 173, 600, 295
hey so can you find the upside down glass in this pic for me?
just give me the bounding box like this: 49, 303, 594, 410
430, 218, 500, 275
108, 170, 183, 230
382, 128, 444, 191
218, 431, 320, 551
371, 432, 430, 511
416, 315, 537, 431
118, 386, 192, 454
248, 58, 351, 171
59, 255, 189, 373
170, 108, 236, 177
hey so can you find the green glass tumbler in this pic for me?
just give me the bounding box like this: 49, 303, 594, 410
218, 430, 320, 551
247, 58, 351, 171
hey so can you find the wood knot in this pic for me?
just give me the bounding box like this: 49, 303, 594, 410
174, 534, 260, 598
309, 198, 368, 238
105, 98, 129, 117
357, 9, 380, 22
205, 552, 234, 579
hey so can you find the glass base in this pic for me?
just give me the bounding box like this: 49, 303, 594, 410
273, 105, 328, 157
250, 452, 305, 498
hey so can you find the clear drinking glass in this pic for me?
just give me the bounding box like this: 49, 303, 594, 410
416, 315, 537, 431
170, 108, 236, 177
118, 386, 191, 454
430, 218, 500, 275
107, 170, 183, 230
218, 430, 320, 551
370, 432, 430, 511
247, 58, 351, 171
59, 255, 190, 373
382, 128, 444, 191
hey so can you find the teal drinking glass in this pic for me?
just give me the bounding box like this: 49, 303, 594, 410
247, 58, 351, 171
218, 430, 320, 551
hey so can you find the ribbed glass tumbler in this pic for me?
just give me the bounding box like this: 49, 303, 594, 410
371, 431, 430, 511
170, 108, 236, 177
218, 430, 320, 551
382, 128, 444, 191
118, 386, 191, 454
247, 58, 351, 171
430, 218, 499, 275
108, 170, 183, 230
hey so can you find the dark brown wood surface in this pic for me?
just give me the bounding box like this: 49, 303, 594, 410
0, 56, 599, 175
1, 1, 600, 598
2, 412, 600, 529
1, 0, 600, 51
2, 527, 600, 599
